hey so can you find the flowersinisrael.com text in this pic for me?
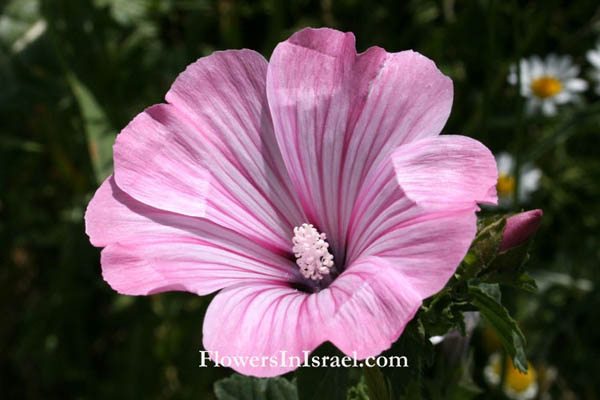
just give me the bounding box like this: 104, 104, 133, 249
199, 350, 409, 369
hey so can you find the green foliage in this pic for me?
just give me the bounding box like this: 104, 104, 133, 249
468, 282, 528, 373
214, 374, 297, 400
66, 71, 116, 183
296, 343, 350, 400
362, 365, 392, 400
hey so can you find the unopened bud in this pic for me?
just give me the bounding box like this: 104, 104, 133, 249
499, 209, 543, 252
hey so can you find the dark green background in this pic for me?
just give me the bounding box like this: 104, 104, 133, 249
1, 0, 599, 398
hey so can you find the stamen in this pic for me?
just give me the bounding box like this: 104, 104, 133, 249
292, 223, 334, 281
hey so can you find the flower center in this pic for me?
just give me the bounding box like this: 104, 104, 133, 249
497, 173, 516, 197
531, 76, 562, 99
292, 223, 334, 281
505, 363, 536, 393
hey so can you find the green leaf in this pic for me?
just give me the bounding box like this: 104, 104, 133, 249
214, 374, 298, 400
296, 342, 350, 400
482, 240, 536, 291
381, 320, 432, 400
461, 215, 507, 279
468, 283, 528, 372
346, 376, 369, 400
66, 72, 116, 183
362, 365, 391, 400
471, 282, 501, 303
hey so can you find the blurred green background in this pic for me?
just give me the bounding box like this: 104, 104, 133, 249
1, 0, 599, 399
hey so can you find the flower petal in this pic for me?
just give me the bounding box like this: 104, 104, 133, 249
113, 103, 210, 218
564, 78, 588, 92
346, 135, 497, 298
266, 27, 452, 260
202, 282, 325, 377
202, 256, 422, 376
324, 256, 422, 359
347, 169, 479, 298
86, 177, 301, 296
391, 135, 498, 209
113, 50, 305, 252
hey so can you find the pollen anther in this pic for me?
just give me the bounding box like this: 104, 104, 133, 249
292, 223, 334, 281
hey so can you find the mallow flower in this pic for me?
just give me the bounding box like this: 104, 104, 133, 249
85, 28, 498, 377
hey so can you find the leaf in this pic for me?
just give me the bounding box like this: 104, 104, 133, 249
66, 71, 116, 183
346, 376, 369, 400
381, 320, 432, 400
460, 216, 507, 279
471, 282, 501, 303
468, 283, 528, 373
214, 374, 298, 400
362, 365, 391, 400
420, 290, 472, 338
296, 342, 350, 400
482, 240, 536, 291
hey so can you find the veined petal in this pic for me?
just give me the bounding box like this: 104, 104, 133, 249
323, 256, 422, 358
202, 256, 422, 377
391, 135, 498, 208
347, 135, 497, 298
202, 282, 326, 377
86, 177, 300, 296
113, 104, 210, 218
113, 50, 305, 253
346, 167, 479, 298
266, 27, 452, 260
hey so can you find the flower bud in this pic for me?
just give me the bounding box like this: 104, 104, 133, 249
500, 210, 543, 252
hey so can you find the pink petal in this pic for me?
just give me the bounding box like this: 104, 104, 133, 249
324, 256, 422, 359
202, 282, 325, 377
202, 256, 422, 377
346, 135, 497, 298
266, 27, 453, 260
113, 50, 305, 253
357, 208, 478, 298
86, 177, 300, 296
113, 104, 210, 218
347, 166, 478, 298
392, 135, 498, 208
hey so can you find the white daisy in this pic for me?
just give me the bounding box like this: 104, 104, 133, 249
484, 353, 539, 400
586, 42, 600, 95
508, 54, 588, 116
496, 152, 541, 208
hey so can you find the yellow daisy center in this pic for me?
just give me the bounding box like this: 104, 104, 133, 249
490, 356, 537, 393
497, 173, 516, 197
505, 360, 537, 393
531, 76, 562, 99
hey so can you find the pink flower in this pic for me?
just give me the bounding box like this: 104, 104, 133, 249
500, 210, 543, 252
85, 28, 498, 376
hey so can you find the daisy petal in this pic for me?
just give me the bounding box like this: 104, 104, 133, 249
564, 78, 588, 92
